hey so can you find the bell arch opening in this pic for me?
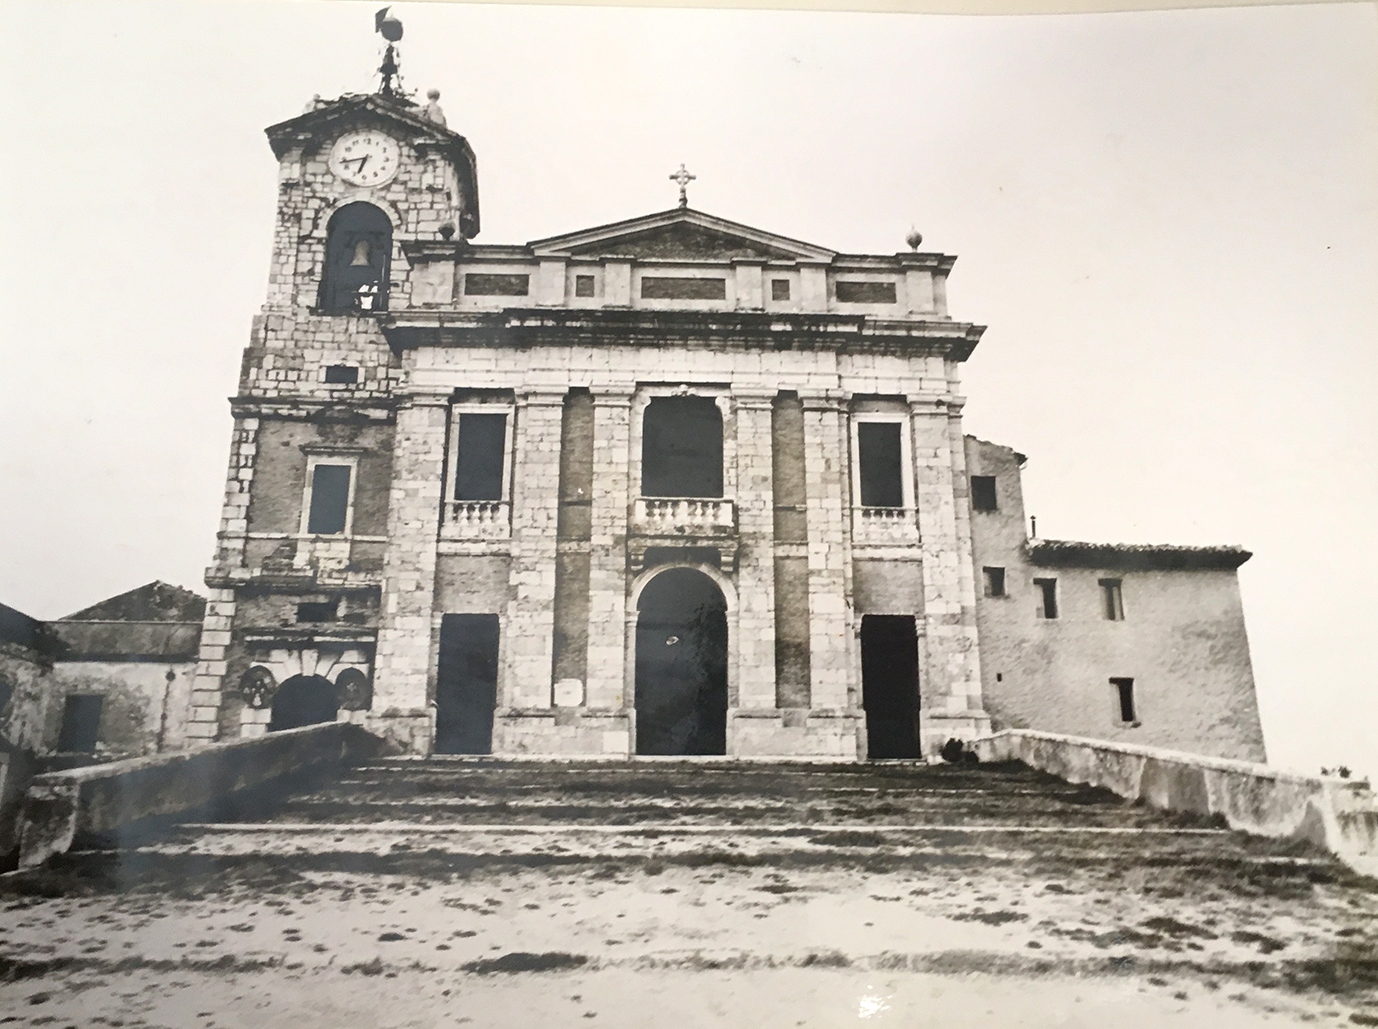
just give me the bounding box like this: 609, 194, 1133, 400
267, 674, 340, 732
318, 202, 393, 314
634, 567, 728, 755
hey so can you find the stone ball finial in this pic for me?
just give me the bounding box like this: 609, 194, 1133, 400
906, 227, 923, 251
423, 89, 448, 128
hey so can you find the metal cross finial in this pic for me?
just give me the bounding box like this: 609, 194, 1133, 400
669, 164, 696, 208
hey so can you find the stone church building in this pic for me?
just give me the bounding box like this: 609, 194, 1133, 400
180, 87, 1266, 763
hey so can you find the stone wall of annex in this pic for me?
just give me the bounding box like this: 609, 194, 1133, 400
965, 437, 1266, 763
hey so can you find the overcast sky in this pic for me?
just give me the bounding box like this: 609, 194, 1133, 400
0, 0, 1373, 776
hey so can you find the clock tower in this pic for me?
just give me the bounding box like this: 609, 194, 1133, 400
183, 86, 480, 750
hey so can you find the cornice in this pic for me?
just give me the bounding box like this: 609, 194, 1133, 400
380, 309, 985, 362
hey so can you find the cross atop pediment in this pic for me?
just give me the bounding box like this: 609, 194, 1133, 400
669, 164, 696, 208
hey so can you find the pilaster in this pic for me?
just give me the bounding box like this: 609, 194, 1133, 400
909, 393, 989, 753
731, 390, 776, 711
584, 388, 634, 712
501, 388, 568, 711
800, 390, 854, 711
371, 391, 448, 752
184, 589, 238, 743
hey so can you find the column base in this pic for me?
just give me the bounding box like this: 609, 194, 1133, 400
921, 709, 993, 759
362, 708, 434, 756
728, 707, 864, 759
495, 708, 633, 757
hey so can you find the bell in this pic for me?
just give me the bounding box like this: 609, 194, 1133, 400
349, 239, 371, 267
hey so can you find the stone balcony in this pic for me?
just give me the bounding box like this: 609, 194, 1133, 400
851, 506, 920, 546
631, 497, 737, 539
440, 501, 512, 541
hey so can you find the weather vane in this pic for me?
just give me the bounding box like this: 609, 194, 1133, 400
669, 164, 696, 208
375, 7, 406, 98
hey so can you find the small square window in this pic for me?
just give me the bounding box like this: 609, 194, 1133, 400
1111, 677, 1137, 724
324, 365, 359, 385
983, 567, 1006, 598
575, 274, 596, 298
1100, 578, 1125, 621
1034, 578, 1058, 619
296, 601, 337, 623
971, 476, 997, 511
771, 279, 791, 301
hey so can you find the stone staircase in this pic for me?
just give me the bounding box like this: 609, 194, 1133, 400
144, 757, 1308, 870
8, 757, 1376, 1027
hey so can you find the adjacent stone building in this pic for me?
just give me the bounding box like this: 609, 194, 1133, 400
182, 87, 1266, 763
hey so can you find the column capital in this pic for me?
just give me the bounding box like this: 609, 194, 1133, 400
515, 386, 570, 406
395, 388, 452, 411
731, 387, 779, 409
593, 385, 636, 408
907, 392, 963, 415
799, 388, 850, 412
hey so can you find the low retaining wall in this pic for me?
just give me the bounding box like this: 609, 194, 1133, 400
972, 729, 1378, 877
16, 722, 386, 869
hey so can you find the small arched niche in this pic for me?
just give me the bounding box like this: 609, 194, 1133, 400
318, 202, 392, 314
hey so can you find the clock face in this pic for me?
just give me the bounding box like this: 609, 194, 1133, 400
328, 131, 401, 187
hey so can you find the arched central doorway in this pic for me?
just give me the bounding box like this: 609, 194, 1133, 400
268, 674, 339, 732
634, 567, 728, 755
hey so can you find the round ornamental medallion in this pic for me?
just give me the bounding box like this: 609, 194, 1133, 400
328, 131, 401, 187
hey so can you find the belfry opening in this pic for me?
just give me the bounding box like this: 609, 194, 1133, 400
634, 568, 728, 756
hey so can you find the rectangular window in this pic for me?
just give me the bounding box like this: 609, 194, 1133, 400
464, 273, 530, 296
640, 277, 727, 300
324, 364, 359, 384
574, 274, 596, 297
1034, 578, 1059, 619
836, 280, 897, 304
296, 601, 337, 623
454, 413, 508, 502
983, 567, 1006, 598
971, 475, 998, 511
857, 422, 905, 508
57, 694, 103, 753
306, 464, 352, 535
1111, 678, 1137, 723
771, 279, 791, 301
1100, 578, 1125, 621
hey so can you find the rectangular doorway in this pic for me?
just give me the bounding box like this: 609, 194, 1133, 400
435, 614, 500, 754
860, 615, 920, 759
57, 694, 103, 753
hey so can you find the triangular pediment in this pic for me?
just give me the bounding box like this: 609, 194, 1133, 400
265, 93, 480, 238
266, 93, 464, 156
529, 209, 837, 262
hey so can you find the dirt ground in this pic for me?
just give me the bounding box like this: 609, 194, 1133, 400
2, 761, 1375, 1027
2, 847, 1376, 1027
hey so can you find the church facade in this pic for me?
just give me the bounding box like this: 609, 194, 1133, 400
182, 89, 1266, 763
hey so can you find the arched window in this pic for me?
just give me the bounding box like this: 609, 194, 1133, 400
318, 202, 392, 314
641, 397, 723, 498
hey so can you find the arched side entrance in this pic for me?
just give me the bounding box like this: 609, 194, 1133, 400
268, 674, 339, 732
634, 567, 728, 755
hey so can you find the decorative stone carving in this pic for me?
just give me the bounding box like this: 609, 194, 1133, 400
239, 666, 277, 710
336, 667, 373, 712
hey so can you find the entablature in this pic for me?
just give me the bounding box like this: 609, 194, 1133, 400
381, 309, 985, 362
